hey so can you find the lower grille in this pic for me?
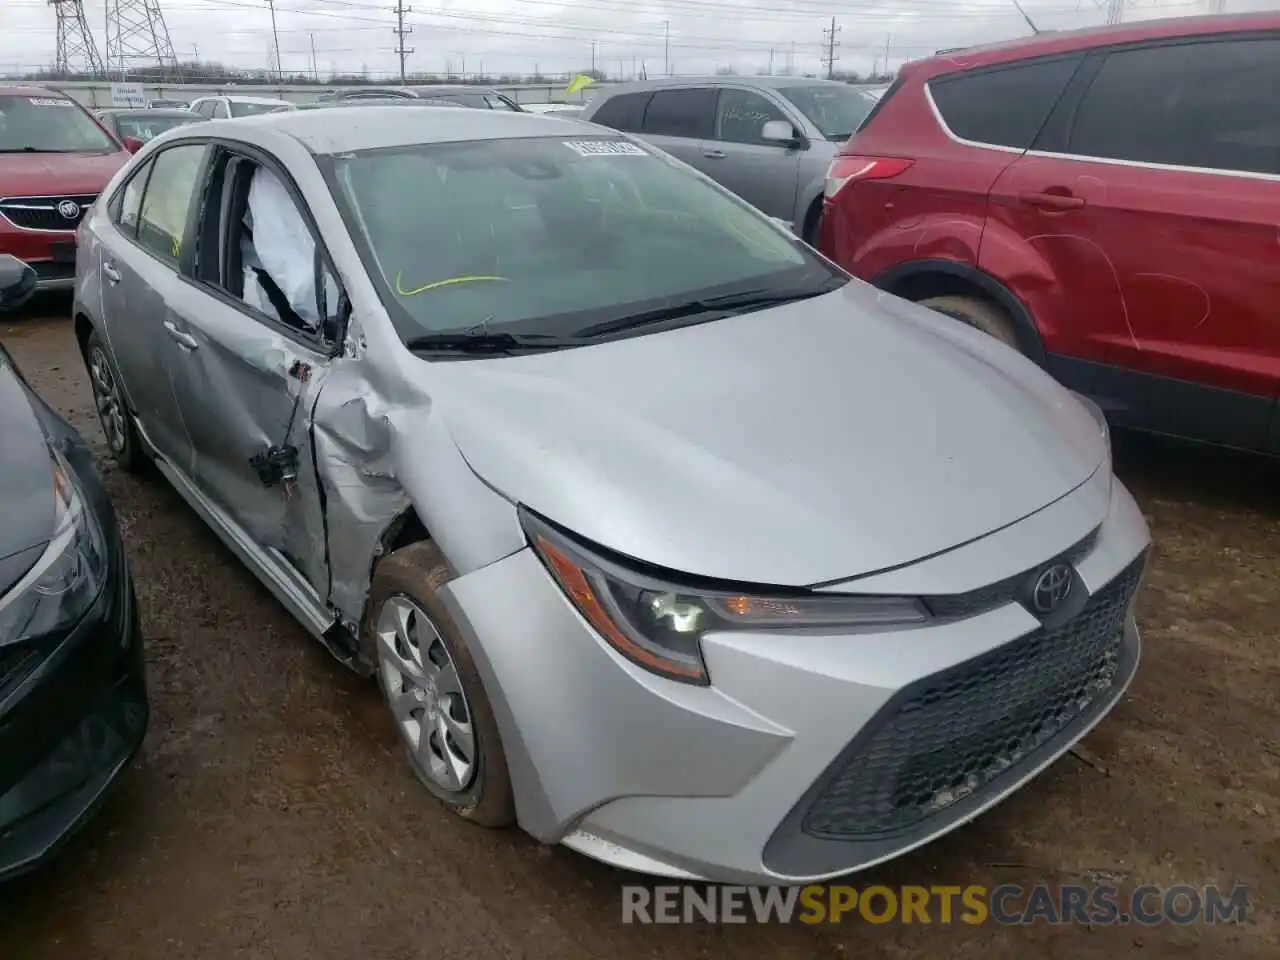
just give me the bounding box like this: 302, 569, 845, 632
0, 195, 96, 232
802, 555, 1145, 840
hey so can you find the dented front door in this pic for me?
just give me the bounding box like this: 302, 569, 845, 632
164, 291, 333, 597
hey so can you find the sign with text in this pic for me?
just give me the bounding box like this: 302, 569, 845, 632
110, 83, 147, 108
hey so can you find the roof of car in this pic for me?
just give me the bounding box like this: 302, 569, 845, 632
910, 11, 1280, 78
212, 104, 599, 153
0, 85, 67, 98
97, 108, 198, 118
195, 94, 293, 105
595, 76, 855, 96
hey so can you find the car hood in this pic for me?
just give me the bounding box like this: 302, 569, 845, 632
0, 151, 128, 197
0, 353, 54, 592
428, 282, 1107, 586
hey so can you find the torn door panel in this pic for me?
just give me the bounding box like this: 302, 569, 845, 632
308, 358, 526, 626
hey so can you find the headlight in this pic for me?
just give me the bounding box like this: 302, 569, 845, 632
0, 446, 106, 646
521, 508, 928, 686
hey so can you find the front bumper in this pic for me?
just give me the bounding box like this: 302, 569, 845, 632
440, 470, 1150, 884
0, 476, 148, 883
0, 224, 78, 291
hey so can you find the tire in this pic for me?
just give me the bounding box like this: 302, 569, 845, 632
802, 198, 824, 246
84, 330, 148, 473
363, 541, 516, 828
918, 294, 1024, 354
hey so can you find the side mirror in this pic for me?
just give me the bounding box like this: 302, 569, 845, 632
761, 120, 799, 146
0, 254, 37, 311
123, 135, 144, 154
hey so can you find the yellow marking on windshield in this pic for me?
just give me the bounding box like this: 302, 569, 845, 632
394, 272, 509, 297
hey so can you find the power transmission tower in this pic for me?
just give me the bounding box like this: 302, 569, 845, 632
821, 16, 841, 80
392, 0, 413, 84
1208, 0, 1227, 11
105, 0, 181, 81
50, 0, 106, 77
266, 0, 283, 80
1105, 0, 1125, 25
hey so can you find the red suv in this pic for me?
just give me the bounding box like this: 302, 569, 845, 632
0, 87, 133, 292
820, 13, 1280, 454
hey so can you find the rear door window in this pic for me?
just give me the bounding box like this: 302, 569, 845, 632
641, 88, 715, 139
590, 92, 651, 132
929, 55, 1082, 149
1066, 38, 1280, 176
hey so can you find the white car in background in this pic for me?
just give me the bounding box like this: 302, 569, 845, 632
188, 95, 294, 119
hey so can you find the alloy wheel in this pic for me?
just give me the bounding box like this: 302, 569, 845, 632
88, 345, 127, 453
375, 595, 477, 793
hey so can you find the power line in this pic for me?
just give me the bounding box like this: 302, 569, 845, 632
821, 15, 840, 80
392, 0, 413, 82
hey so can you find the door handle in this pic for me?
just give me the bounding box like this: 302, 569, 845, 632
102, 261, 121, 284
162, 320, 199, 351
1018, 191, 1085, 211
703, 149, 727, 159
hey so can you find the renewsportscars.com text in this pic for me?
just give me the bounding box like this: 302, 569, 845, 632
621, 883, 1249, 926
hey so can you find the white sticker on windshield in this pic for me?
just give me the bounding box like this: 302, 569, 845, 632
562, 140, 647, 157
29, 97, 74, 107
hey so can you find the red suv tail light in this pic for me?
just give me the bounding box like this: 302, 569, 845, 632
823, 156, 915, 201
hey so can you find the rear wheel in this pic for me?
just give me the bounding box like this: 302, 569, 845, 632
918, 294, 1024, 354
84, 330, 147, 473
364, 541, 516, 827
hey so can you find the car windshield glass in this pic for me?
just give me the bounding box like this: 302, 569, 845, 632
116, 114, 197, 141
0, 95, 116, 152
326, 135, 841, 345
230, 101, 289, 117
781, 84, 877, 140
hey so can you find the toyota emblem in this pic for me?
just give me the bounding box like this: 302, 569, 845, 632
57, 199, 81, 220
1031, 564, 1073, 614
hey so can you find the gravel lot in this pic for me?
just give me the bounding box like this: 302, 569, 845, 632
1, 300, 1276, 959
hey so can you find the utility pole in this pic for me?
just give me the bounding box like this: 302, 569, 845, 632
309, 33, 318, 81
392, 0, 413, 84
664, 21, 670, 76
591, 40, 597, 76
768, 47, 774, 75
882, 33, 891, 78
1105, 0, 1124, 25
266, 0, 282, 80
821, 16, 840, 80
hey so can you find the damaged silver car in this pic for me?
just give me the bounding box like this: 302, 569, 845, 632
72, 107, 1150, 884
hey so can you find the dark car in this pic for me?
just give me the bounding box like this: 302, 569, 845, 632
0, 255, 148, 881
147, 99, 188, 110
95, 108, 200, 145
819, 11, 1280, 454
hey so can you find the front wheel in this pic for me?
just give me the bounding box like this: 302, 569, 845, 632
918, 294, 1024, 354
364, 541, 516, 827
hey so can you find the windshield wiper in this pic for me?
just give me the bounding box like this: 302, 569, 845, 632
403, 331, 588, 354
574, 283, 840, 339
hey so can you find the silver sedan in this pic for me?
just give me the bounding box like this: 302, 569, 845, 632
71, 106, 1149, 884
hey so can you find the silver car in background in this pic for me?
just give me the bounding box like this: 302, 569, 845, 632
72, 107, 1149, 884
582, 77, 882, 242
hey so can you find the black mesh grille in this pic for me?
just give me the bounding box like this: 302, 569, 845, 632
0, 195, 96, 231
802, 554, 1145, 840
925, 527, 1099, 619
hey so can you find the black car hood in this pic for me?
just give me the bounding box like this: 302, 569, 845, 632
0, 352, 53, 590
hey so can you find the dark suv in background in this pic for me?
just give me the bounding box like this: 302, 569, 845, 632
820, 13, 1280, 454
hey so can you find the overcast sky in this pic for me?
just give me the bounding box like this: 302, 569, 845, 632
2, 0, 1270, 81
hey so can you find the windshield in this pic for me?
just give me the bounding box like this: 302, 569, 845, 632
116, 113, 198, 141
230, 101, 290, 117
326, 135, 841, 346
0, 95, 117, 153
781, 85, 878, 141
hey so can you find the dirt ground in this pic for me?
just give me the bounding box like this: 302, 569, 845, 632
0, 299, 1275, 959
